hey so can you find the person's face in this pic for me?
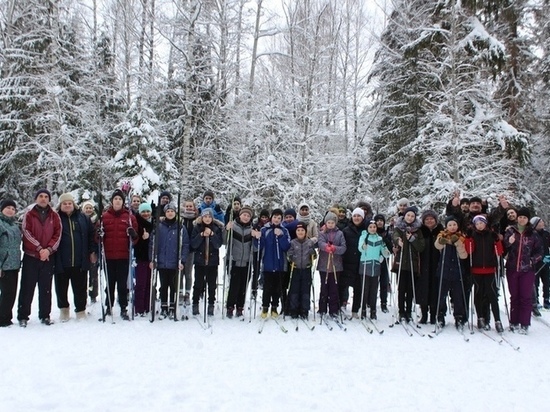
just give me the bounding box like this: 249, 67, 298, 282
140, 209, 152, 220
203, 196, 213, 205
202, 214, 213, 224
368, 223, 377, 234
271, 215, 282, 225
352, 214, 363, 226
83, 204, 94, 216
404, 211, 416, 224
260, 215, 269, 224
517, 215, 529, 226
507, 209, 517, 221
232, 201, 241, 211
284, 214, 295, 223
184, 202, 196, 213
469, 201, 482, 213
160, 196, 170, 205
239, 213, 251, 224
325, 220, 336, 230
475, 221, 487, 231
131, 196, 141, 210
299, 206, 309, 216
423, 216, 436, 229
165, 209, 176, 219
36, 193, 50, 207
60, 201, 74, 214
446, 220, 459, 233
536, 220, 546, 230
296, 227, 306, 239
376, 219, 385, 229
2, 205, 16, 217
398, 202, 408, 212
112, 196, 124, 210
338, 210, 346, 219
460, 203, 470, 213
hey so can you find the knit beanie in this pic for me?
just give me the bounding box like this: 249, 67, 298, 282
81, 200, 95, 209
421, 210, 438, 223
445, 215, 459, 226
517, 207, 531, 220
203, 190, 215, 199
201, 208, 214, 217
159, 191, 172, 201
34, 188, 51, 201
373, 213, 386, 223
0, 199, 16, 213
271, 208, 284, 218
460, 198, 470, 206
404, 206, 418, 216
295, 222, 307, 231
259, 209, 270, 219
58, 193, 75, 205
530, 217, 542, 229
472, 215, 488, 226
239, 206, 254, 218
324, 212, 338, 224
111, 189, 125, 202
351, 208, 365, 219
469, 196, 482, 204
284, 208, 297, 219
139, 203, 153, 213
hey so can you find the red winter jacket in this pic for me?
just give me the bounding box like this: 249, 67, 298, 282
100, 207, 138, 260
22, 206, 62, 258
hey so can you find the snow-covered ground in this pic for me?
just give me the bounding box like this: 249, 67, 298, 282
2, 270, 550, 412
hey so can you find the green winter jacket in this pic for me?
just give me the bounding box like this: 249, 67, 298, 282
0, 213, 22, 271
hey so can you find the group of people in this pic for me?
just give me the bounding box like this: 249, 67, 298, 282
0, 188, 549, 336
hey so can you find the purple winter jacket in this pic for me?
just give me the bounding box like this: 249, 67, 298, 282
503, 225, 543, 273
318, 228, 347, 272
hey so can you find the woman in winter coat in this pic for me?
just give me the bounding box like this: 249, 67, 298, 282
181, 200, 198, 304
191, 208, 223, 317
503, 207, 544, 334
152, 203, 189, 318
392, 207, 425, 322
418, 210, 444, 324
317, 212, 347, 317
356, 220, 390, 320
464, 215, 504, 333
342, 208, 366, 312
134, 202, 154, 316
434, 216, 468, 329
82, 200, 99, 303
225, 206, 254, 318
0, 199, 22, 327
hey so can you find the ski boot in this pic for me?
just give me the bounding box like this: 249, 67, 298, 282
518, 325, 529, 335
192, 304, 199, 316
19, 319, 28, 328
271, 307, 279, 318
532, 306, 542, 317
370, 310, 377, 320
477, 318, 486, 330
544, 300, 550, 310
207, 304, 214, 317
121, 309, 130, 321
41, 317, 54, 326
236, 307, 244, 317
261, 307, 269, 319
226, 307, 234, 319
495, 321, 504, 333
381, 303, 388, 313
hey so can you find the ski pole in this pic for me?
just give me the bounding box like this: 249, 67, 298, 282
409, 245, 418, 321
359, 261, 367, 319
174, 192, 182, 322
394, 245, 404, 321
283, 262, 295, 321
311, 254, 317, 321
456, 247, 471, 332
434, 246, 446, 332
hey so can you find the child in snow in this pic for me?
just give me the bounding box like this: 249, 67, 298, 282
356, 220, 390, 320
286, 222, 317, 319
434, 216, 468, 329
464, 215, 504, 333
317, 212, 347, 318
191, 208, 223, 317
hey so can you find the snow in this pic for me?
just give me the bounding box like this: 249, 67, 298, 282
2, 258, 550, 411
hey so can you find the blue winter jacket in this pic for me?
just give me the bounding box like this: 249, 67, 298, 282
256, 223, 291, 272
55, 209, 95, 273
153, 218, 190, 269
198, 200, 225, 223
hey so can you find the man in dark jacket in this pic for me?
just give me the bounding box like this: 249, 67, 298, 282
55, 193, 96, 321
342, 208, 366, 315
17, 189, 62, 327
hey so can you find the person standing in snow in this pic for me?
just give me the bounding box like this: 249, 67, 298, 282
374, 213, 393, 314
17, 189, 62, 327
152, 203, 189, 318
181, 200, 198, 305
317, 212, 346, 318
0, 199, 22, 327
392, 206, 425, 323
530, 216, 550, 313
225, 206, 254, 318
252, 208, 291, 319
342, 208, 366, 313
100, 189, 139, 320
82, 200, 99, 303
503, 207, 543, 334
191, 208, 223, 316
134, 202, 154, 316
296, 202, 319, 242
54, 193, 96, 322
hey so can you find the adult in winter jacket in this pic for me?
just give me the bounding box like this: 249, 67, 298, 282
134, 202, 154, 316
0, 199, 22, 327
286, 222, 317, 319
17, 189, 62, 327
82, 200, 99, 303
355, 220, 390, 320
152, 203, 189, 318
503, 207, 544, 334
224, 196, 242, 225
374, 213, 393, 313
463, 215, 504, 333
191, 208, 223, 316
252, 208, 291, 318
342, 208, 366, 311
418, 210, 444, 324
181, 200, 198, 304
296, 203, 319, 241
317, 212, 347, 317
100, 189, 138, 320
54, 193, 96, 322
434, 216, 468, 329
530, 216, 550, 312
392, 207, 425, 322
225, 206, 254, 318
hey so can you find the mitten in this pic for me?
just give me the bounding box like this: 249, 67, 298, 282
127, 227, 138, 240
438, 237, 448, 245
450, 235, 459, 244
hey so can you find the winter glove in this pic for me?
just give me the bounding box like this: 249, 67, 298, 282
450, 235, 459, 244
544, 255, 550, 265
438, 237, 449, 245
310, 237, 318, 244
127, 227, 138, 240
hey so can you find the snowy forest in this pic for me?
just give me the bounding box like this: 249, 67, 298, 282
0, 0, 549, 217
